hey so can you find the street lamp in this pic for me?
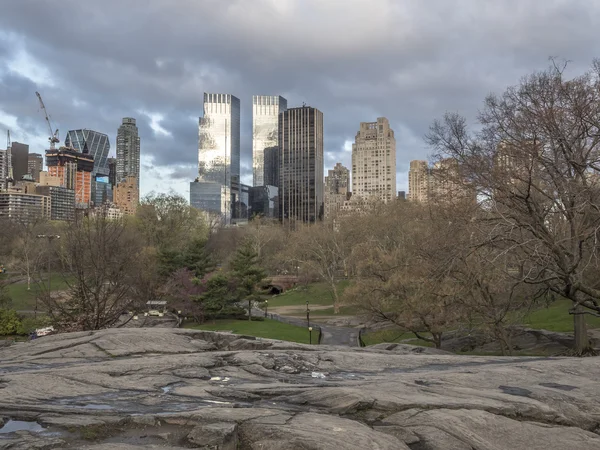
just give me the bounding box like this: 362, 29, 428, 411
308, 326, 313, 345
306, 301, 310, 328
35, 234, 60, 319
264, 299, 268, 318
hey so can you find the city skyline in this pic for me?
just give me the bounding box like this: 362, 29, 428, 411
0, 1, 598, 200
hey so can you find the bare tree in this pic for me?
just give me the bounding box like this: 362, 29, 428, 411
43, 214, 147, 331
427, 59, 600, 354
288, 222, 351, 313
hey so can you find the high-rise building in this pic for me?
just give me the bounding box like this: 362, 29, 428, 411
263, 146, 280, 187
28, 153, 43, 182
113, 176, 138, 215
10, 142, 29, 182
324, 163, 350, 220
408, 160, 430, 202
196, 93, 240, 222
351, 118, 396, 202
278, 106, 324, 224
92, 180, 113, 206
45, 147, 94, 207
65, 130, 110, 177
198, 93, 240, 185
35, 185, 75, 221
252, 95, 287, 187
0, 190, 50, 223
116, 118, 140, 190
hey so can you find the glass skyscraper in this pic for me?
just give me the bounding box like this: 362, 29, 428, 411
252, 96, 287, 187
196, 93, 240, 223
116, 118, 140, 188
198, 93, 240, 186
65, 129, 110, 177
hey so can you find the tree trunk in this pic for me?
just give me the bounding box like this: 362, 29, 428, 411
573, 304, 590, 354
432, 332, 442, 349
248, 298, 252, 321
331, 281, 340, 314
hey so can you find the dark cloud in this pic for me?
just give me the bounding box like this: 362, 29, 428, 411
0, 0, 599, 196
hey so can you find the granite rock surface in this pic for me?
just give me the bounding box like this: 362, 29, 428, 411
0, 328, 599, 449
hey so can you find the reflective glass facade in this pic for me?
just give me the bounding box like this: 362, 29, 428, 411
198, 93, 240, 186
190, 180, 231, 224
252, 96, 287, 187
65, 129, 110, 177
279, 106, 324, 224
116, 118, 140, 189
92, 179, 113, 206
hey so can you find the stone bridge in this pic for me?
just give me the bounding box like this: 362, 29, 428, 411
263, 275, 299, 294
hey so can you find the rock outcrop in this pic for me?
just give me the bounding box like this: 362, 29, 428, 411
0, 328, 599, 449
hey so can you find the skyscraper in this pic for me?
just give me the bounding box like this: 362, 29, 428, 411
252, 95, 287, 187
116, 118, 140, 188
10, 142, 29, 182
408, 160, 430, 202
324, 163, 350, 220
28, 153, 43, 182
195, 93, 240, 222
278, 106, 324, 224
114, 176, 139, 215
351, 117, 396, 202
65, 130, 110, 177
198, 93, 240, 185
0, 149, 7, 190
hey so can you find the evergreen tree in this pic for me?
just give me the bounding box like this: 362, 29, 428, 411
183, 237, 214, 278
230, 240, 267, 320
195, 273, 241, 320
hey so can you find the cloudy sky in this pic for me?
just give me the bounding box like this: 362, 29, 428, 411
0, 0, 598, 198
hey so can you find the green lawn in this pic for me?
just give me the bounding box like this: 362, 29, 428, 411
266, 281, 349, 308
184, 318, 319, 344
523, 298, 600, 332
288, 305, 359, 317
3, 274, 71, 311
361, 329, 434, 347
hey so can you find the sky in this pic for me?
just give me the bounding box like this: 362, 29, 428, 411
0, 0, 598, 199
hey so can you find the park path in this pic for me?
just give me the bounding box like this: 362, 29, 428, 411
252, 307, 358, 347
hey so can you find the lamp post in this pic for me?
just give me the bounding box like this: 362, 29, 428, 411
36, 234, 60, 319
264, 299, 268, 318
306, 301, 310, 328
308, 326, 313, 345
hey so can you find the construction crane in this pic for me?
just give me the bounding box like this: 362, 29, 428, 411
6, 129, 9, 148
35, 91, 60, 150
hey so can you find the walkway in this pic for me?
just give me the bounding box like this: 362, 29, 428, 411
251, 307, 358, 347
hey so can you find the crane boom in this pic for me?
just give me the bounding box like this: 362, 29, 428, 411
35, 91, 60, 150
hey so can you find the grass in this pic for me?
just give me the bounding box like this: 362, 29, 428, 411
523, 298, 600, 332
265, 281, 350, 308
184, 318, 319, 344
361, 329, 434, 347
2, 274, 71, 311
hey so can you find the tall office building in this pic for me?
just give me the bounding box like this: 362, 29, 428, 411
35, 185, 75, 221
65, 130, 110, 177
198, 93, 240, 185
28, 153, 43, 182
407, 160, 430, 202
116, 118, 140, 189
324, 163, 350, 220
10, 142, 29, 182
252, 96, 287, 187
278, 106, 324, 224
196, 93, 240, 222
351, 118, 396, 202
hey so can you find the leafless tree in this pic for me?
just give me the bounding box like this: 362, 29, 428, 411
427, 59, 600, 353
43, 214, 147, 331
